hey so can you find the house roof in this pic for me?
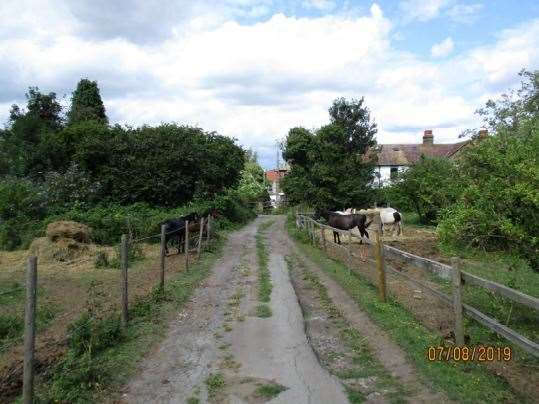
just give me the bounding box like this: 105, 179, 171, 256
265, 169, 288, 182
375, 141, 470, 166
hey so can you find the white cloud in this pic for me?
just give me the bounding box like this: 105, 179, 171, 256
399, 0, 450, 22
1, 1, 539, 168
447, 3, 483, 23
431, 37, 455, 58
302, 0, 336, 11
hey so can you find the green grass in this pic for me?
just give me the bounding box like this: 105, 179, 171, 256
256, 304, 272, 318
256, 220, 273, 313
0, 282, 56, 353
206, 372, 225, 398
254, 382, 287, 398
286, 215, 527, 404
32, 233, 229, 403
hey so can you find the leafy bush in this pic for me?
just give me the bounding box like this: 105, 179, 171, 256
44, 163, 102, 213
438, 127, 539, 269
391, 157, 463, 224
0, 177, 46, 221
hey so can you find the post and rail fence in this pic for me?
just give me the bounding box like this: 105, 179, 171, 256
295, 213, 539, 358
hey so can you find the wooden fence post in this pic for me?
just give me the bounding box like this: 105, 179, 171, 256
185, 220, 189, 270
452, 257, 465, 345
23, 256, 37, 404
321, 225, 327, 252
347, 229, 352, 272
206, 215, 211, 247
197, 217, 204, 259
159, 225, 166, 290
373, 214, 387, 302
121, 235, 129, 326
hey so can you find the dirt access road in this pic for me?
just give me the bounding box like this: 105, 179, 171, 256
123, 216, 442, 403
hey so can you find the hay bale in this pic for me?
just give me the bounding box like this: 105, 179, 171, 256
46, 221, 91, 243
29, 237, 91, 263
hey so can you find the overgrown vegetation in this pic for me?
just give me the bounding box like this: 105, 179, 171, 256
287, 216, 528, 403
0, 79, 268, 251
383, 70, 538, 269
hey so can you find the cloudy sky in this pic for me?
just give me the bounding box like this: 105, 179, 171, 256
1, 0, 539, 168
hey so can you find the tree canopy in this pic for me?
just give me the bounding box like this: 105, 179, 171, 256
68, 79, 108, 125
281, 98, 377, 210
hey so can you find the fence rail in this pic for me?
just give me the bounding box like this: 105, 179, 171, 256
296, 214, 539, 358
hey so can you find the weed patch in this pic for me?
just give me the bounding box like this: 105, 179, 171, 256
256, 304, 272, 318
254, 381, 287, 398
206, 372, 225, 398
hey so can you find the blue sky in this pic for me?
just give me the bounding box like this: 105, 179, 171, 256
1, 0, 538, 169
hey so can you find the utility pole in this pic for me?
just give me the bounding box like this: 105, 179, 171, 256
275, 140, 280, 205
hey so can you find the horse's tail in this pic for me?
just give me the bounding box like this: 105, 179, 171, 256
393, 212, 402, 236
360, 220, 373, 239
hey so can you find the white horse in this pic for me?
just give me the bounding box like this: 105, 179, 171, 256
378, 207, 403, 236
357, 207, 403, 236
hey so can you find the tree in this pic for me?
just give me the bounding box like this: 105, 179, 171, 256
438, 70, 539, 269
281, 97, 377, 210
237, 151, 268, 204
392, 157, 463, 224
477, 69, 538, 133
329, 97, 377, 154
2, 87, 63, 177
68, 79, 108, 125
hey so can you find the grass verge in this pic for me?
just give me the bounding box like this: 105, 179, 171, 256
286, 215, 527, 403
32, 233, 228, 403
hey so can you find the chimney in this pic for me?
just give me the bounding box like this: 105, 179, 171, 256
478, 128, 488, 139
423, 129, 433, 145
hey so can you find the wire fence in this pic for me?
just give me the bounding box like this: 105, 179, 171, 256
1, 213, 215, 403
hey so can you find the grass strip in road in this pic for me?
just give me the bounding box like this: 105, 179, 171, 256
287, 218, 527, 404
256, 220, 273, 317
33, 234, 228, 403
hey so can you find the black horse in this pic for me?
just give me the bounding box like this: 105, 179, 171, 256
315, 209, 371, 244
161, 212, 199, 255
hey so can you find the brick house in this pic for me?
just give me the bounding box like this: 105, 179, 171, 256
373, 129, 487, 187
265, 167, 289, 207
